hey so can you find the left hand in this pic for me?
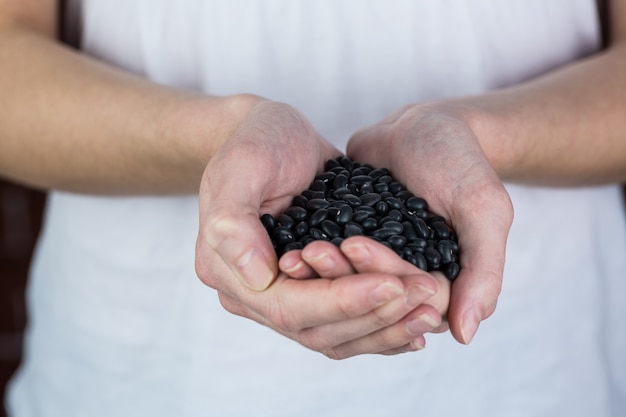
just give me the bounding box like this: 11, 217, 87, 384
344, 103, 514, 345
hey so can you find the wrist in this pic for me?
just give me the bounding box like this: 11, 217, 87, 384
447, 96, 524, 182
157, 93, 266, 191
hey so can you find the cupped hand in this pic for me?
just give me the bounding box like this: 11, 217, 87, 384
195, 99, 437, 359
345, 104, 514, 345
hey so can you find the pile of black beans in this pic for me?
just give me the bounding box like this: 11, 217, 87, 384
261, 156, 460, 281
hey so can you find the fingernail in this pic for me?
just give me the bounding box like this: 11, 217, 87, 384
342, 242, 370, 264
410, 337, 425, 350
405, 284, 436, 307
460, 308, 481, 344
281, 259, 305, 275
407, 314, 440, 335
237, 249, 275, 291
369, 282, 403, 306
304, 252, 335, 272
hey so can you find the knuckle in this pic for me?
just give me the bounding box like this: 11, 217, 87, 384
297, 328, 334, 353
321, 347, 346, 361
266, 301, 301, 333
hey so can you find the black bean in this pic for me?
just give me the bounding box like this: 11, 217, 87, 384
335, 205, 353, 225
284, 242, 303, 252
424, 247, 441, 268
292, 195, 309, 208
413, 253, 428, 271
402, 221, 418, 241
373, 182, 389, 193
388, 209, 403, 222
309, 208, 328, 227
406, 196, 427, 211
360, 183, 374, 195
375, 201, 389, 216
395, 190, 414, 202
344, 222, 364, 237
277, 213, 295, 229
385, 197, 403, 210
359, 192, 381, 207
379, 220, 403, 234
389, 181, 403, 194
333, 174, 349, 189
315, 171, 336, 184
309, 228, 329, 241
387, 235, 407, 249
431, 221, 451, 239
310, 179, 326, 192
437, 240, 455, 264
350, 175, 373, 187
332, 186, 351, 199
275, 229, 295, 247
301, 190, 324, 200
352, 210, 372, 224
369, 167, 389, 180
410, 217, 430, 239
285, 206, 307, 221
331, 237, 344, 247
306, 198, 330, 211
342, 193, 362, 207
378, 175, 393, 184
406, 238, 427, 252
260, 213, 276, 230
338, 156, 354, 171
372, 227, 399, 239
294, 221, 310, 238
321, 220, 342, 239
355, 205, 377, 217
361, 217, 378, 231
352, 166, 372, 176
445, 262, 460, 281
325, 158, 341, 171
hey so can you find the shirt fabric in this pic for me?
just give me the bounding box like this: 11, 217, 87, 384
7, 1, 626, 416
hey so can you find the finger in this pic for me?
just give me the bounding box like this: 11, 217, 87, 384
323, 304, 441, 359
340, 236, 425, 276
378, 336, 426, 355
199, 145, 287, 290
296, 274, 437, 355
280, 241, 357, 279
300, 241, 356, 278
447, 185, 513, 344
340, 236, 451, 315
227, 272, 409, 332
279, 249, 317, 279
201, 202, 279, 291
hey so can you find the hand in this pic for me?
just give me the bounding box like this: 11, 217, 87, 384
345, 104, 514, 345
280, 237, 451, 355
195, 100, 436, 359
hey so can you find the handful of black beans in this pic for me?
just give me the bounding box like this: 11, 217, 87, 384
261, 156, 460, 281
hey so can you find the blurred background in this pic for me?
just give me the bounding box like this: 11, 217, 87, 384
0, 180, 46, 417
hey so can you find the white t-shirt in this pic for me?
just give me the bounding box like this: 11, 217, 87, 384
8, 1, 626, 416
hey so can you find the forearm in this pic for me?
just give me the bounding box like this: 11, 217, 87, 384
0, 19, 258, 194
458, 41, 626, 186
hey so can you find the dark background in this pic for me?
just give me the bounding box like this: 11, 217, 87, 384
0, 180, 46, 417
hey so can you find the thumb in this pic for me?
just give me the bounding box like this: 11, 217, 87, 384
447, 190, 513, 344
199, 165, 279, 292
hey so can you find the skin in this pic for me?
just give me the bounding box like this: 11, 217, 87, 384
1, 0, 625, 359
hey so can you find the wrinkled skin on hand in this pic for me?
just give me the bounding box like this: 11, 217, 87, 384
195, 100, 442, 359
345, 104, 514, 345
